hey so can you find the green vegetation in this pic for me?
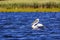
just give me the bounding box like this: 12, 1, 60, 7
0, 2, 60, 9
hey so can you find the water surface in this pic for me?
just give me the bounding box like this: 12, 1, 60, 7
0, 12, 60, 40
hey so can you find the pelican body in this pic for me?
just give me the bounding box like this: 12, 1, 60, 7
32, 18, 43, 29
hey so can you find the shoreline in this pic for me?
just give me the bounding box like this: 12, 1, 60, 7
0, 8, 60, 12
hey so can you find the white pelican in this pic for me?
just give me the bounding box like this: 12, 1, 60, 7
32, 18, 43, 29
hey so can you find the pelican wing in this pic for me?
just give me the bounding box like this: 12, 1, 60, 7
37, 24, 44, 27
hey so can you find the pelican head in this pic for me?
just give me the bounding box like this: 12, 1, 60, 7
32, 18, 39, 25
36, 18, 39, 21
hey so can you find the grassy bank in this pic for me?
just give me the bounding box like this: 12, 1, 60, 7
0, 8, 60, 12
0, 2, 60, 12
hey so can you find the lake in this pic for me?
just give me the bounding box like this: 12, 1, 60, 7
0, 12, 60, 40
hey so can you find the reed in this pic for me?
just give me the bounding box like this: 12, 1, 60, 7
0, 2, 60, 12
0, 2, 60, 9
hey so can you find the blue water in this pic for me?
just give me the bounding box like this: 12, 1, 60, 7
0, 12, 60, 40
